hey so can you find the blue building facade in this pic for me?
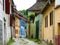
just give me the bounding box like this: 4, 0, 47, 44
20, 19, 26, 38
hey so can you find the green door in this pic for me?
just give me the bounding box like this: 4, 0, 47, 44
35, 21, 39, 39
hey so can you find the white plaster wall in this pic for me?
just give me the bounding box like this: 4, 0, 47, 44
4, 14, 11, 42
0, 0, 4, 18
0, 0, 5, 45
0, 0, 11, 45
3, 0, 11, 42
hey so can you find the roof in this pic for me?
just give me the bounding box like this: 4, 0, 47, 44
27, 0, 55, 14
55, 5, 60, 9
41, 0, 55, 13
27, 1, 47, 13
13, 8, 29, 22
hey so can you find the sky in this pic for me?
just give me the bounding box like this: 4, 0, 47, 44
13, 0, 37, 11
55, 0, 60, 6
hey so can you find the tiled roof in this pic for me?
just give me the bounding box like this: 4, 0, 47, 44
27, 1, 47, 12
28, 0, 55, 14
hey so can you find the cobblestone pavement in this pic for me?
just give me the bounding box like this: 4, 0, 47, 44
11, 38, 48, 45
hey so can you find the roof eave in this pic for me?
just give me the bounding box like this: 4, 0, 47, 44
55, 5, 60, 9
40, 1, 49, 13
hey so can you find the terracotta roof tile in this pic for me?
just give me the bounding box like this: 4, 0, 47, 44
27, 1, 47, 12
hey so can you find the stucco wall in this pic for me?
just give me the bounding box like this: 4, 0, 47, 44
30, 22, 36, 38
54, 5, 60, 45
5, 14, 11, 42
28, 11, 43, 39
26, 23, 29, 38
55, 7, 60, 36
0, 0, 11, 44
15, 17, 20, 38
28, 11, 36, 38
35, 14, 42, 39
29, 14, 42, 39
42, 3, 54, 43
0, 1, 5, 45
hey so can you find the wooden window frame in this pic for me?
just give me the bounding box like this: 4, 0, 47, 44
45, 16, 48, 27
50, 11, 53, 26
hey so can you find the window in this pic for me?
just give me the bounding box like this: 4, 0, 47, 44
50, 11, 53, 25
45, 16, 48, 27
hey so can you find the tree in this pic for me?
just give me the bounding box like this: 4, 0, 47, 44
27, 13, 35, 38
19, 10, 28, 15
28, 13, 35, 23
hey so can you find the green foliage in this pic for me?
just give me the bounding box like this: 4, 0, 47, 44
20, 10, 27, 15
28, 13, 35, 23
28, 38, 42, 44
28, 13, 35, 19
7, 38, 15, 45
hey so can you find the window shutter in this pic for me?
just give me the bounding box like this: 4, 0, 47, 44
5, 0, 10, 14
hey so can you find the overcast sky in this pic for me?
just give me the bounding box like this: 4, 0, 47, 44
55, 0, 60, 6
13, 0, 36, 11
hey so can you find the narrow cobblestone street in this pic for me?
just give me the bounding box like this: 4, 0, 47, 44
0, 0, 58, 45
11, 38, 48, 45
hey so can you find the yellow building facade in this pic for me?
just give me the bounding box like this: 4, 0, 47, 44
42, 0, 60, 45
15, 17, 20, 38
42, 2, 54, 43
54, 6, 60, 45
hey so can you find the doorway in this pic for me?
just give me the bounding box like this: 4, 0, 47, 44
58, 23, 60, 35
35, 21, 39, 39
57, 23, 60, 45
